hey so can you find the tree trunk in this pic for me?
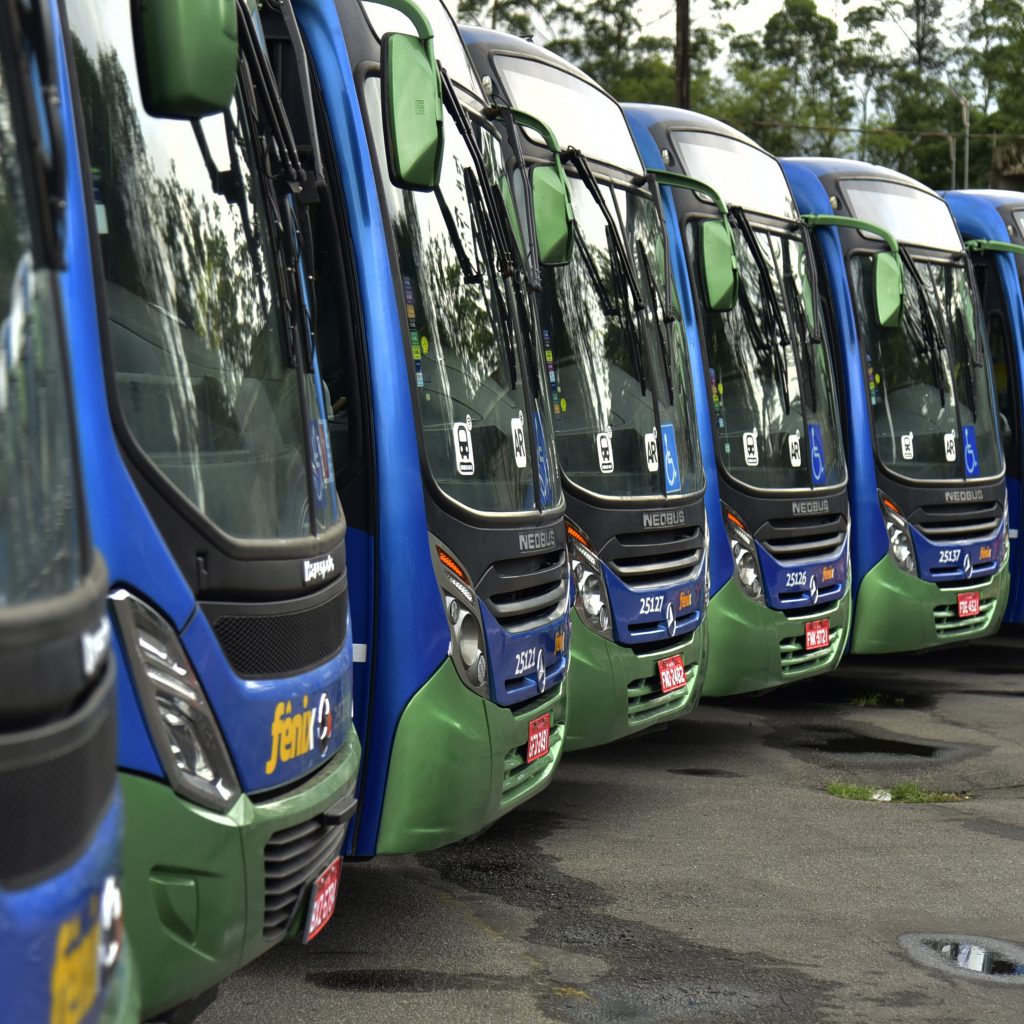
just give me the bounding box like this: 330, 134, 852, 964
675, 0, 690, 108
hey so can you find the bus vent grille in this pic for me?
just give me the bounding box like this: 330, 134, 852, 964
605, 525, 704, 588
914, 502, 1002, 542
480, 550, 569, 634
0, 678, 116, 888
262, 803, 349, 942
501, 723, 563, 804
626, 659, 699, 726
759, 515, 846, 563
933, 596, 999, 637
779, 624, 844, 677
208, 587, 348, 679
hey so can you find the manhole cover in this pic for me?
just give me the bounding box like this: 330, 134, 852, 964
900, 933, 1024, 983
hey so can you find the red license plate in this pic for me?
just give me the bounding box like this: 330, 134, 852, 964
303, 856, 341, 944
657, 654, 687, 693
957, 591, 981, 618
526, 713, 551, 764
805, 619, 831, 651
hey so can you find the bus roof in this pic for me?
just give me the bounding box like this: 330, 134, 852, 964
623, 103, 765, 155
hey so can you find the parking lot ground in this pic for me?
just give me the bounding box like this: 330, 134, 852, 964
198, 641, 1024, 1023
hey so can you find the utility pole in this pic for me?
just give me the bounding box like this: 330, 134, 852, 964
675, 0, 690, 109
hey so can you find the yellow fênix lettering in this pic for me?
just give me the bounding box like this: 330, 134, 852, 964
50, 915, 99, 1024
266, 695, 314, 775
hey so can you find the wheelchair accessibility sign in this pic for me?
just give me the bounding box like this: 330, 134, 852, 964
660, 423, 682, 494
962, 424, 980, 479
808, 422, 826, 486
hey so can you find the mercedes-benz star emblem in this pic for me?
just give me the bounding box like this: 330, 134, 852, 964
665, 601, 676, 637
536, 650, 547, 693
963, 552, 973, 579
809, 574, 819, 604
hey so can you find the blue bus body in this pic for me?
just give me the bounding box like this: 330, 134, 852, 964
946, 189, 1024, 622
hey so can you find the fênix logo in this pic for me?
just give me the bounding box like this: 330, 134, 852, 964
266, 693, 334, 774
303, 554, 335, 585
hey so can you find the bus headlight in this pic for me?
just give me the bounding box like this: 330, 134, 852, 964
880, 496, 916, 575
433, 542, 489, 695
110, 590, 240, 812
568, 524, 612, 638
724, 510, 763, 603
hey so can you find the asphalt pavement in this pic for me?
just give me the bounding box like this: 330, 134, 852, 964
198, 640, 1024, 1023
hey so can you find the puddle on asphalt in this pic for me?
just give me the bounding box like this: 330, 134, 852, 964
900, 934, 1024, 983
669, 767, 743, 778
802, 731, 939, 758
957, 689, 1024, 698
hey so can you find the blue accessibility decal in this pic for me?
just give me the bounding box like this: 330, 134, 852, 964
962, 424, 980, 478
808, 422, 826, 486
534, 411, 554, 506
660, 423, 682, 495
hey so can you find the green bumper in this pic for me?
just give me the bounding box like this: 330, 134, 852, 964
701, 577, 852, 697
123, 729, 361, 1019
376, 658, 566, 854
851, 554, 1010, 654
98, 935, 141, 1024
564, 611, 706, 752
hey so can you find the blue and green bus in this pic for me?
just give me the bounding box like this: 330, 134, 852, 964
627, 107, 851, 696
785, 159, 1009, 651
461, 32, 709, 748
0, 0, 135, 1018
287, 0, 571, 853
62, 0, 360, 1015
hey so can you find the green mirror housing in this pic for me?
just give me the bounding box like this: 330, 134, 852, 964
873, 250, 904, 328
381, 31, 444, 191
133, 0, 238, 118
699, 218, 739, 312
532, 165, 574, 265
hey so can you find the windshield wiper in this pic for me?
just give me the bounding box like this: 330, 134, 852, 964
637, 243, 674, 403
900, 253, 948, 408
563, 149, 650, 396
731, 207, 790, 414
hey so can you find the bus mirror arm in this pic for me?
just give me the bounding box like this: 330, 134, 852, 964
490, 106, 575, 270
378, 0, 444, 191
805, 214, 904, 329
646, 168, 738, 313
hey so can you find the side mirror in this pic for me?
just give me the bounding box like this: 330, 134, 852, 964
873, 250, 904, 328
531, 165, 574, 266
699, 218, 738, 312
134, 0, 238, 118
381, 32, 444, 191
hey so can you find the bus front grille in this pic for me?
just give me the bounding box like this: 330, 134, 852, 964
480, 549, 569, 633
914, 502, 1002, 542
759, 514, 846, 563
604, 525, 704, 588
206, 585, 348, 679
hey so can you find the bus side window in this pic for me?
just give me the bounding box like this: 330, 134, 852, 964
976, 254, 1018, 467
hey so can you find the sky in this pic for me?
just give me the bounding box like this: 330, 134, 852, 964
635, 0, 972, 51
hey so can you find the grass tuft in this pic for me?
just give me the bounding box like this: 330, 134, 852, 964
849, 691, 883, 707
826, 780, 970, 803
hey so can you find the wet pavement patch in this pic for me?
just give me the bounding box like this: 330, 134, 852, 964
957, 688, 1024, 697
765, 724, 963, 764
668, 767, 744, 778
809, 732, 939, 757
418, 806, 839, 1023
899, 934, 1024, 984
307, 968, 509, 992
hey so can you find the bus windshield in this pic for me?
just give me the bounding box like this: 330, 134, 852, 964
685, 218, 845, 491
0, 45, 83, 605
851, 255, 1001, 482
365, 79, 557, 513
68, 0, 341, 540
